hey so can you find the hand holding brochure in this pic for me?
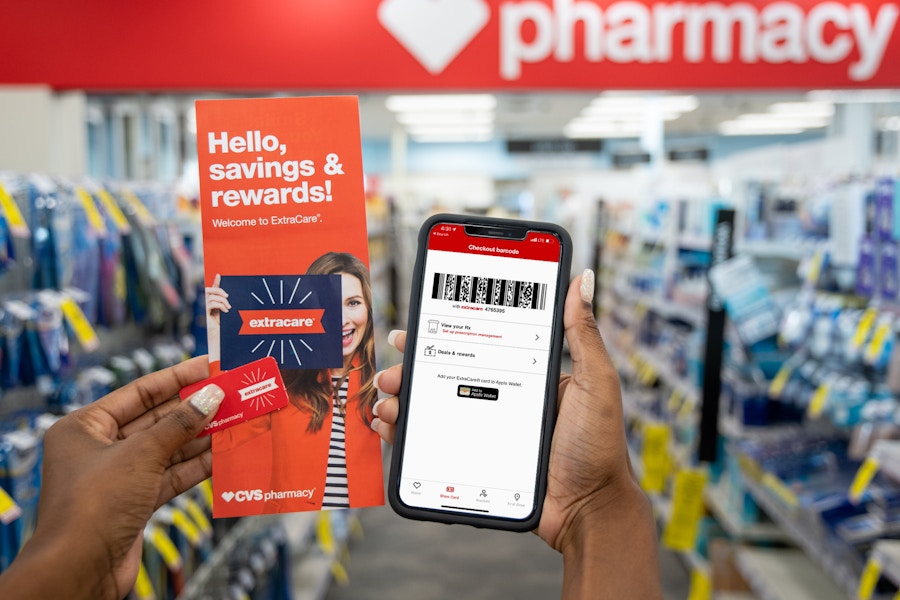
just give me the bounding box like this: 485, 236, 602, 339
196, 96, 384, 518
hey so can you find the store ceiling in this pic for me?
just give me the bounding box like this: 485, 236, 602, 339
152, 89, 899, 141
354, 91, 824, 140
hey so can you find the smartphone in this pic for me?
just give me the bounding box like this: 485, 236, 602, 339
389, 214, 572, 531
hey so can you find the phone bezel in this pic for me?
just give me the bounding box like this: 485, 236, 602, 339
388, 213, 572, 531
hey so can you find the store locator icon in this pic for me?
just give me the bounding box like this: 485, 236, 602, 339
514, 493, 520, 501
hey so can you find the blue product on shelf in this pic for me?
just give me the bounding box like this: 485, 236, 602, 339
892, 177, 900, 240
0, 216, 15, 276
837, 512, 887, 545
876, 177, 895, 243
68, 205, 101, 325
98, 232, 126, 327
0, 307, 26, 389
0, 429, 42, 559
856, 236, 877, 298
34, 297, 67, 377
829, 378, 870, 427
881, 241, 899, 301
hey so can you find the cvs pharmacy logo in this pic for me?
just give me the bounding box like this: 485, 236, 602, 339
500, 0, 899, 81
378, 0, 490, 74
378, 0, 899, 83
221, 489, 263, 503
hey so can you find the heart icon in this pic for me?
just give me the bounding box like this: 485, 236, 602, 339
378, 0, 490, 74
413, 481, 421, 489
221, 491, 235, 503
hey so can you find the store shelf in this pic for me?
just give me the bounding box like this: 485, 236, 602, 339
178, 513, 317, 600
678, 234, 713, 252
628, 231, 712, 253
718, 415, 808, 442
872, 540, 900, 587
292, 551, 336, 600
703, 485, 789, 543
734, 547, 845, 600
615, 285, 706, 328
742, 471, 864, 597
736, 240, 813, 261
637, 347, 702, 404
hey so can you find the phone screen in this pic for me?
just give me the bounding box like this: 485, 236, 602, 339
397, 221, 563, 520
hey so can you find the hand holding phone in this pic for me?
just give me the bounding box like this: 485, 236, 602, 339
376, 262, 665, 597
388, 214, 571, 530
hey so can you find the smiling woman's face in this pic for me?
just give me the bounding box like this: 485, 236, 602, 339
340, 272, 368, 367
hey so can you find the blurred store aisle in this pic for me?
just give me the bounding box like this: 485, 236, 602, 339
324, 503, 562, 600
322, 488, 690, 600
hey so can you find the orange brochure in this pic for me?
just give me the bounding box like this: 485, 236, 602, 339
195, 96, 384, 517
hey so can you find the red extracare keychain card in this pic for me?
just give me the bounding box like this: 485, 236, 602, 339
179, 356, 288, 436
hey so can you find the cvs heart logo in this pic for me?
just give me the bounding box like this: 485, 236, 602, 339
378, 0, 490, 74
221, 491, 235, 503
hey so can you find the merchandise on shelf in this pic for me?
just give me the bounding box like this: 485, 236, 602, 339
0, 173, 213, 597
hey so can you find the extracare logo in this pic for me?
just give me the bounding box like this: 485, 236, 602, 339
377, 0, 899, 82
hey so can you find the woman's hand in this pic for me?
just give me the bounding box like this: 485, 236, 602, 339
371, 271, 662, 599
0, 357, 225, 600
205, 274, 230, 363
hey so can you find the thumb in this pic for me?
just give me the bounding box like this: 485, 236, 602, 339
563, 269, 615, 378
146, 384, 225, 458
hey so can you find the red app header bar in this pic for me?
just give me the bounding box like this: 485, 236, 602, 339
427, 224, 561, 262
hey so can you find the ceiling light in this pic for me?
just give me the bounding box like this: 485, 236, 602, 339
720, 98, 833, 136
719, 120, 805, 135
410, 132, 494, 143
573, 95, 698, 135
386, 94, 497, 112
735, 113, 830, 128
590, 94, 699, 113
807, 89, 900, 104
769, 101, 834, 117
882, 116, 900, 131
405, 124, 493, 136
564, 122, 642, 139
580, 107, 683, 121
571, 115, 645, 125
395, 111, 494, 126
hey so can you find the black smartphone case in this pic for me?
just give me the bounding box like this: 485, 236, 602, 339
388, 213, 573, 531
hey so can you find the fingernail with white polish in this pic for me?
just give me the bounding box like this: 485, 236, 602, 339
370, 417, 382, 432
373, 397, 386, 416
373, 370, 385, 392
580, 269, 595, 304
387, 330, 401, 347
189, 384, 225, 416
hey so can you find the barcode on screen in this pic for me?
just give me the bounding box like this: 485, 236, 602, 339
432, 273, 547, 310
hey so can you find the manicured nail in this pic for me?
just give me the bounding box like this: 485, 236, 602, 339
370, 417, 382, 432
387, 330, 402, 347
189, 384, 225, 416
580, 269, 595, 305
373, 370, 385, 392
373, 396, 386, 416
